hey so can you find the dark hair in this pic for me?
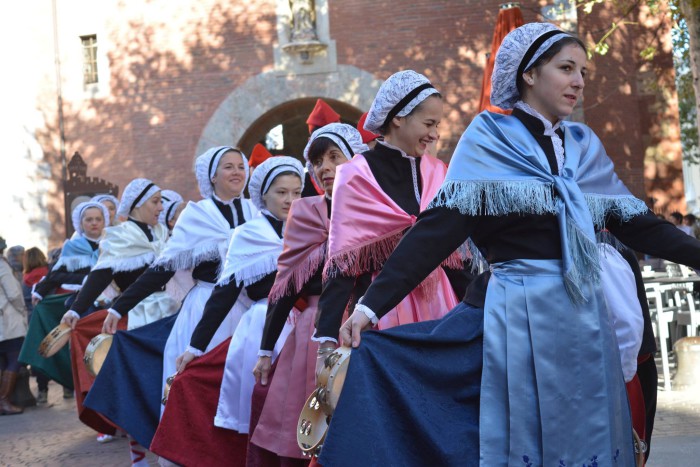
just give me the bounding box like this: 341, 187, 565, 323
684, 213, 696, 223
516, 36, 587, 97
265, 170, 302, 194
23, 247, 47, 273
308, 137, 341, 166
379, 92, 443, 136
670, 211, 684, 223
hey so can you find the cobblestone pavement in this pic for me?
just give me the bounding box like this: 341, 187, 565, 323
0, 380, 158, 466
1, 379, 699, 466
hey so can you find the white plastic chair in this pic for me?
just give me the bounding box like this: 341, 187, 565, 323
646, 283, 676, 390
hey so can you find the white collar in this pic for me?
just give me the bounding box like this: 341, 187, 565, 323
515, 101, 562, 136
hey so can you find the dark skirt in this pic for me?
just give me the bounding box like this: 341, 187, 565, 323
18, 293, 74, 389
150, 337, 248, 467
70, 309, 127, 434
83, 312, 178, 448
318, 302, 483, 467
246, 359, 309, 467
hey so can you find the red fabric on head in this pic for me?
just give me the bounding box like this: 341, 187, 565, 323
249, 144, 274, 168
306, 99, 340, 134
357, 112, 379, 144
478, 5, 524, 114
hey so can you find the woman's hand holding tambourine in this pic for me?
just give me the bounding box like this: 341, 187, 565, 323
61, 311, 79, 330
102, 313, 120, 334
175, 351, 196, 373
339, 309, 372, 348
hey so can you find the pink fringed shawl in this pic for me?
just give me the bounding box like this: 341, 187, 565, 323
268, 196, 329, 303
324, 153, 462, 279
323, 154, 462, 327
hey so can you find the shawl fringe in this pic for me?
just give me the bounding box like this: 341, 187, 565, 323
323, 230, 405, 281
152, 240, 226, 273
269, 243, 326, 303
218, 253, 279, 288
563, 216, 601, 304
53, 255, 95, 272
457, 239, 490, 274
428, 180, 557, 216
584, 194, 648, 228
92, 252, 157, 273
596, 230, 628, 253
428, 181, 648, 229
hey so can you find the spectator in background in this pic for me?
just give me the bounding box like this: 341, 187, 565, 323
669, 211, 694, 236
6, 246, 25, 283
683, 213, 699, 238
21, 247, 50, 404
0, 236, 28, 415
22, 248, 48, 314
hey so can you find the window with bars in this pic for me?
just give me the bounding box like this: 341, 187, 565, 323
81, 35, 98, 85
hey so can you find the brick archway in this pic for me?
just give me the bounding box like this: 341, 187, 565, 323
195, 65, 382, 159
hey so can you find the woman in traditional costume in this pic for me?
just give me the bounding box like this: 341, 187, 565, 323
321, 23, 700, 467
84, 147, 256, 462
158, 190, 193, 304
61, 180, 177, 450
313, 70, 468, 360
151, 156, 304, 466
159, 190, 185, 233
92, 193, 120, 226
247, 124, 367, 465
18, 201, 109, 395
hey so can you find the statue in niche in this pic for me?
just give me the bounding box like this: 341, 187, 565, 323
289, 0, 319, 43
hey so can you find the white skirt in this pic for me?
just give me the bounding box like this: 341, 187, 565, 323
127, 291, 178, 330
161, 281, 251, 416
214, 298, 292, 433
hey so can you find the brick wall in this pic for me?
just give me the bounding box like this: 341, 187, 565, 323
39, 0, 683, 246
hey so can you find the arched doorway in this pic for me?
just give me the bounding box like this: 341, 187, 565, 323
237, 98, 363, 162
195, 64, 382, 160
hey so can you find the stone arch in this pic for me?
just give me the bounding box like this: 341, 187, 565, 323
195, 65, 382, 157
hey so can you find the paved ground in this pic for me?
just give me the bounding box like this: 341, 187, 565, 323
0, 380, 158, 466
1, 377, 698, 466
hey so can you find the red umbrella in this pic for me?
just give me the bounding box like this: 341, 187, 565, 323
478, 2, 525, 114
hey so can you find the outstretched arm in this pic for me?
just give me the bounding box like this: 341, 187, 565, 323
606, 210, 700, 268
341, 206, 477, 346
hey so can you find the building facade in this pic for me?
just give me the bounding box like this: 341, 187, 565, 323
0, 0, 686, 249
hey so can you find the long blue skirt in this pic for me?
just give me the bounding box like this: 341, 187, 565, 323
481, 259, 635, 466
84, 312, 178, 448
319, 302, 483, 467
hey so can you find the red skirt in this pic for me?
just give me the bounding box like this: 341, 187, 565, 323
69, 309, 127, 434
626, 374, 646, 441
150, 337, 248, 467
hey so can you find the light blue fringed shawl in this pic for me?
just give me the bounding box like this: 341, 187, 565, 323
53, 236, 100, 272
429, 111, 648, 302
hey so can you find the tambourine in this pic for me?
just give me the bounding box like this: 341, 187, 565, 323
297, 346, 352, 457
297, 388, 329, 457
84, 333, 113, 377
315, 346, 351, 416
38, 323, 72, 357
162, 373, 177, 405
633, 429, 646, 466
